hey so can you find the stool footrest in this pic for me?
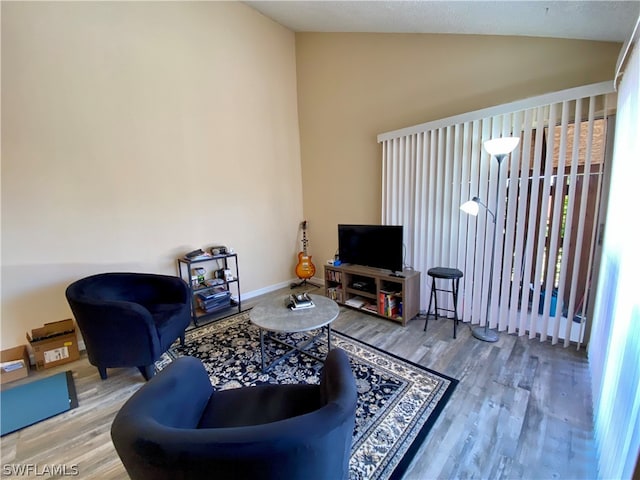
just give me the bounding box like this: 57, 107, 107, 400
427, 314, 458, 320
428, 307, 457, 314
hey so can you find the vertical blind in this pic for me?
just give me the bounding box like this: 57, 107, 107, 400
379, 82, 615, 347
589, 18, 640, 480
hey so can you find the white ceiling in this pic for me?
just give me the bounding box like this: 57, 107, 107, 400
244, 1, 640, 43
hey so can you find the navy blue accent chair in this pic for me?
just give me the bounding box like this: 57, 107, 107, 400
65, 272, 191, 381
110, 349, 357, 480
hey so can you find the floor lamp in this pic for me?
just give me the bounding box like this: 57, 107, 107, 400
460, 136, 520, 342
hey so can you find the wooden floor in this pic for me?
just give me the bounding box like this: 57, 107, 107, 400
1, 285, 597, 479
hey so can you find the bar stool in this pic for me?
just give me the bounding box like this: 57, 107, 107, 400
423, 267, 463, 338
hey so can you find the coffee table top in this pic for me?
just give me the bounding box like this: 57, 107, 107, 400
249, 294, 339, 333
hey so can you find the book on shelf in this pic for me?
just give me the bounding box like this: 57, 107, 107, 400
326, 270, 342, 283
345, 296, 367, 308
184, 249, 213, 261
196, 287, 230, 311
361, 303, 378, 313
196, 286, 229, 301
204, 278, 225, 287
198, 299, 232, 314
327, 287, 343, 302
378, 290, 400, 317
188, 254, 213, 261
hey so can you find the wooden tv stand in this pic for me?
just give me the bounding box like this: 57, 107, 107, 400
324, 264, 420, 326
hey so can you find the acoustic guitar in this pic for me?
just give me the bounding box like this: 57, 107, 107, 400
295, 221, 316, 280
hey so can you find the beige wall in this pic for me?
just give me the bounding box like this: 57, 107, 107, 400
296, 33, 620, 272
1, 2, 303, 349
1, 4, 622, 351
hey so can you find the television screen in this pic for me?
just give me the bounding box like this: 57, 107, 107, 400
338, 224, 404, 272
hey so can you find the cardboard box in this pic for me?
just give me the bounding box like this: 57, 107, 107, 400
0, 345, 30, 384
27, 319, 80, 371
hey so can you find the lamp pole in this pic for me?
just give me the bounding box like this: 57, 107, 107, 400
461, 136, 519, 342
471, 153, 506, 343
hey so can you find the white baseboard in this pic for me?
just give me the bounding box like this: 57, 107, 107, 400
241, 280, 292, 300
242, 277, 324, 300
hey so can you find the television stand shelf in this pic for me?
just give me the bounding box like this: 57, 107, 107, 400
324, 264, 420, 326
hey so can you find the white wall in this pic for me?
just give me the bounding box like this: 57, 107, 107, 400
1, 2, 303, 349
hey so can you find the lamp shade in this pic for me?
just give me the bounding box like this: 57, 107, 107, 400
484, 137, 520, 156
460, 199, 479, 216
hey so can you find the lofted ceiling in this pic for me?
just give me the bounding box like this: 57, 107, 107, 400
244, 1, 640, 43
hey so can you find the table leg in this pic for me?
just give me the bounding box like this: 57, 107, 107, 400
258, 323, 335, 373
260, 328, 266, 373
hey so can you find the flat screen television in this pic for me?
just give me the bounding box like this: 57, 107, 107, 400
338, 224, 404, 273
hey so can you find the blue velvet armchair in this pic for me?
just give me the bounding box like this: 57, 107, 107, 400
110, 349, 358, 480
65, 272, 191, 380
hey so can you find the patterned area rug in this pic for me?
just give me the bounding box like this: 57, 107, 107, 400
156, 311, 457, 480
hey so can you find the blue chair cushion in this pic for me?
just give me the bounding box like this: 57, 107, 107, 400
198, 384, 321, 428
148, 303, 189, 345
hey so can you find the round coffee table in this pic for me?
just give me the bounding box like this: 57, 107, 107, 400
249, 294, 339, 372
